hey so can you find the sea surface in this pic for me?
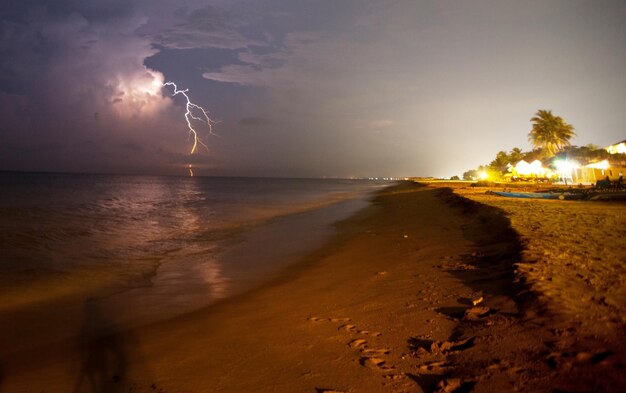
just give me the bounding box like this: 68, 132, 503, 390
0, 172, 386, 347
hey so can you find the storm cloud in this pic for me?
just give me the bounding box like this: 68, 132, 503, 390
1, 1, 625, 177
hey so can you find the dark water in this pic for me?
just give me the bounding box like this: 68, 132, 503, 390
0, 173, 386, 338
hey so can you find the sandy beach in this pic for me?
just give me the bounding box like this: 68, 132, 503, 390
3, 1, 626, 392
425, 182, 626, 392
3, 182, 625, 392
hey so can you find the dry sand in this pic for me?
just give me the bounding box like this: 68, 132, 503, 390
450, 183, 626, 335
2, 182, 625, 392
425, 182, 626, 392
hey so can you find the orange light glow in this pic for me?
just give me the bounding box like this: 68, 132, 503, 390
509, 160, 555, 178
586, 160, 609, 170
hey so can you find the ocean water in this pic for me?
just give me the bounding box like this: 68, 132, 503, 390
0, 172, 385, 347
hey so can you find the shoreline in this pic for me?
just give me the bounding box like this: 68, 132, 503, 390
0, 185, 379, 359
96, 191, 377, 331
3, 181, 625, 392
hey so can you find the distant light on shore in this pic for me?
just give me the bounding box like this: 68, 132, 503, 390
586, 160, 609, 170
554, 159, 579, 175
512, 160, 553, 178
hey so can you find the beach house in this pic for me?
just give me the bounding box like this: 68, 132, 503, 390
505, 140, 626, 184
571, 140, 626, 184
606, 139, 626, 155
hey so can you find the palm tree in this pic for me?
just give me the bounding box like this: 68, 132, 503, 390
508, 147, 524, 164
528, 110, 576, 156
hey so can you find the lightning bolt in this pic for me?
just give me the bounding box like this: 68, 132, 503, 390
162, 81, 216, 155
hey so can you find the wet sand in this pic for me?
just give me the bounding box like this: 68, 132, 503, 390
3, 182, 625, 392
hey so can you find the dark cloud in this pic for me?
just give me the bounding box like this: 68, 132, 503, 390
0, 0, 191, 174
139, 3, 259, 50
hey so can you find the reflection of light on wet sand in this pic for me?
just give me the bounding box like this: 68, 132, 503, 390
100, 178, 236, 327
201, 259, 229, 299
97, 252, 231, 330
177, 181, 230, 300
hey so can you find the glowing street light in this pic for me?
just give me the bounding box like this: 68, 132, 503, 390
554, 159, 579, 185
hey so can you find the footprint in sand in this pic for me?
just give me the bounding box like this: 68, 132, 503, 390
362, 348, 390, 355
383, 374, 405, 380
308, 316, 325, 322
358, 330, 382, 337
348, 339, 368, 348
360, 357, 395, 371
336, 324, 381, 337
329, 317, 351, 322
418, 360, 450, 372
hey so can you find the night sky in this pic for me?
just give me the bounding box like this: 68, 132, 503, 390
1, 1, 625, 178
